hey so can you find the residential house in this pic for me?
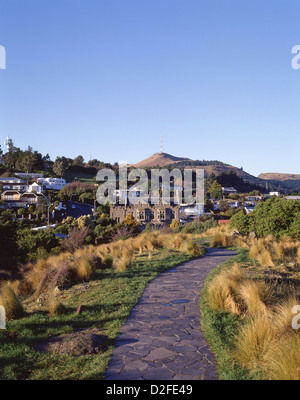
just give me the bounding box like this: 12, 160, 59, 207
28, 182, 43, 194
285, 196, 300, 201
0, 177, 29, 192
37, 177, 66, 191
15, 172, 44, 179
1, 190, 21, 202
222, 187, 237, 195
21, 192, 45, 204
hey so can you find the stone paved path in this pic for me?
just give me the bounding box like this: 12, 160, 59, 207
105, 248, 236, 380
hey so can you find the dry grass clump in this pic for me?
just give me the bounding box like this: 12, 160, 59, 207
75, 256, 95, 281
237, 281, 269, 316
232, 296, 300, 378
207, 259, 300, 379
48, 295, 67, 316
232, 314, 276, 370
0, 284, 24, 320
207, 263, 274, 316
113, 253, 133, 272
262, 334, 300, 380
207, 263, 245, 315
210, 232, 233, 248
271, 296, 300, 335
185, 241, 206, 257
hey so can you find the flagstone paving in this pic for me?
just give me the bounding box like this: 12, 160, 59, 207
105, 248, 236, 380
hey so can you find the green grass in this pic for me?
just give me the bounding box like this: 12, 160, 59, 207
0, 249, 194, 380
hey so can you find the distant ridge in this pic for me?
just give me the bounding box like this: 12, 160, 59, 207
259, 173, 300, 181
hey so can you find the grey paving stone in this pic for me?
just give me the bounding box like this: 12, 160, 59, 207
104, 248, 236, 380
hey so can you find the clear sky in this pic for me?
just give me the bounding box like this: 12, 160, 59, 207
0, 0, 300, 177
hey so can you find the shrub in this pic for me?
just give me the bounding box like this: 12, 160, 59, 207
61, 227, 90, 253
170, 219, 178, 230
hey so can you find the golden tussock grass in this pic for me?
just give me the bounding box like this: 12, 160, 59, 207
207, 263, 244, 315
210, 232, 233, 248
232, 314, 276, 371
11, 230, 204, 297
237, 280, 270, 316
113, 253, 133, 272
206, 225, 300, 378
75, 256, 94, 281
48, 295, 66, 316
0, 284, 24, 320
207, 263, 274, 317
271, 296, 299, 335
262, 334, 300, 380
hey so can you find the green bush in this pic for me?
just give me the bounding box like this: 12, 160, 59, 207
180, 218, 218, 234
230, 198, 300, 239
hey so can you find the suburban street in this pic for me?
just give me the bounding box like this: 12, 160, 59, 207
67, 200, 94, 219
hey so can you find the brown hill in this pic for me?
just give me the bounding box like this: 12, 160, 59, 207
259, 173, 300, 181
130, 152, 190, 168
130, 153, 265, 186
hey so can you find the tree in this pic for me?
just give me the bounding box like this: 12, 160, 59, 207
17, 208, 26, 218
229, 209, 250, 235
79, 192, 94, 204
209, 180, 223, 199
36, 198, 47, 215
218, 200, 230, 212
0, 209, 18, 259
73, 155, 84, 166
53, 156, 69, 177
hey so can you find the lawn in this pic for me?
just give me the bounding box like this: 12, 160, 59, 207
0, 248, 194, 380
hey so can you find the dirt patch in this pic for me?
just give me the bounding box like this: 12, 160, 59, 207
35, 328, 106, 356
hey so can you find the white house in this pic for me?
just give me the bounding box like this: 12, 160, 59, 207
269, 192, 280, 197
180, 203, 204, 221
37, 177, 66, 191
28, 182, 43, 194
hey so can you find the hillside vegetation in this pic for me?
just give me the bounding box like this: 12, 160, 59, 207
200, 224, 300, 380
0, 231, 205, 380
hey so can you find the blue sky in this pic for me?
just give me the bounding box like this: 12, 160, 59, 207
0, 0, 300, 177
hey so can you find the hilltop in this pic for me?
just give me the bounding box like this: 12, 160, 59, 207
129, 152, 190, 168
130, 152, 265, 186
